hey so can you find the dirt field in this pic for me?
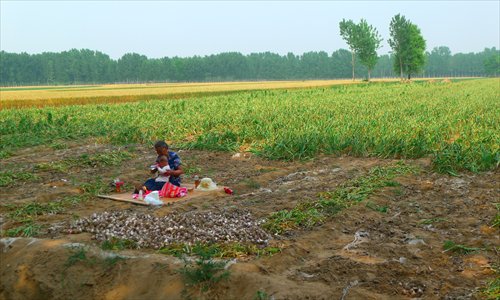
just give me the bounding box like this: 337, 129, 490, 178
0, 142, 498, 299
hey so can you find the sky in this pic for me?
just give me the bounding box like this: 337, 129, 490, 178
1, 0, 499, 59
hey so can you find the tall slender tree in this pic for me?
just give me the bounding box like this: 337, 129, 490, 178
388, 14, 426, 80
356, 19, 383, 81
339, 19, 359, 80
388, 14, 407, 79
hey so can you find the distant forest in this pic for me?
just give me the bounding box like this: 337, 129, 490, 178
0, 47, 498, 85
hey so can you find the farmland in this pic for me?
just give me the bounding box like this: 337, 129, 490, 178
0, 78, 499, 299
1, 78, 498, 173
0, 79, 362, 109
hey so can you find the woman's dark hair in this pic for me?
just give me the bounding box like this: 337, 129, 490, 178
154, 140, 169, 149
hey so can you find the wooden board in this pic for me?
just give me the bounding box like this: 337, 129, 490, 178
97, 194, 150, 206
97, 183, 226, 206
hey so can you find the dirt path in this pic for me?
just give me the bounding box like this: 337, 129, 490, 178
1, 143, 498, 299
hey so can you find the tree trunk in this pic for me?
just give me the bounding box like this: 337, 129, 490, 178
399, 57, 403, 80
368, 69, 371, 81
351, 51, 355, 81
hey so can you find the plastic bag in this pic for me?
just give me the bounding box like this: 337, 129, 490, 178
144, 191, 163, 206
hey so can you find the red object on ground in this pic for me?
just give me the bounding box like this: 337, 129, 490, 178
159, 182, 188, 198
114, 181, 124, 193
224, 187, 233, 195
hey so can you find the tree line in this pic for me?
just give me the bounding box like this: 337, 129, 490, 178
1, 47, 497, 86
1, 13, 498, 86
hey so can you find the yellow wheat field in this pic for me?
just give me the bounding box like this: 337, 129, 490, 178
0, 79, 406, 109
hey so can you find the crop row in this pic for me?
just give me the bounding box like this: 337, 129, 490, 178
1, 79, 498, 173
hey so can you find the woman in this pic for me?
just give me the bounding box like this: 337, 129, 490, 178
142, 140, 184, 191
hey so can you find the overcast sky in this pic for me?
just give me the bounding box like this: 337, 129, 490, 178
1, 1, 499, 59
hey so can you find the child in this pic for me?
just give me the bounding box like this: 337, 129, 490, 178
155, 155, 171, 183
134, 155, 171, 195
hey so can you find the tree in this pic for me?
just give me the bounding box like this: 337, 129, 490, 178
388, 14, 426, 80
339, 19, 359, 80
356, 19, 383, 81
425, 46, 451, 77
404, 24, 426, 79
388, 14, 407, 79
484, 54, 500, 77
483, 47, 500, 77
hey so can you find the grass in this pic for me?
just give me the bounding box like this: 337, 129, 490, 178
442, 240, 482, 255
254, 291, 272, 300
103, 256, 126, 270
159, 242, 281, 259
0, 171, 39, 187
183, 165, 202, 176
262, 204, 325, 235
482, 264, 500, 300
35, 150, 134, 172
177, 243, 231, 296
419, 217, 447, 225
492, 203, 500, 228
5, 220, 41, 237
263, 162, 417, 234
8, 202, 65, 221
65, 247, 91, 267
78, 178, 109, 195
50, 141, 69, 150
243, 178, 261, 189
365, 201, 388, 213
0, 150, 13, 159
64, 246, 125, 271
101, 238, 138, 250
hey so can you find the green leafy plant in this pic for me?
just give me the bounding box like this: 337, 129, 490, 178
491, 203, 500, 228
365, 201, 388, 213
263, 205, 324, 235
0, 171, 39, 187
79, 178, 108, 195
419, 217, 447, 225
442, 240, 482, 255
65, 247, 90, 267
159, 242, 281, 259
50, 141, 69, 150
0, 150, 13, 159
254, 290, 271, 300
9, 202, 65, 221
35, 150, 134, 173
103, 255, 126, 271
6, 221, 42, 237
482, 264, 500, 299
101, 238, 137, 250
178, 244, 230, 294
183, 165, 202, 176
243, 179, 261, 189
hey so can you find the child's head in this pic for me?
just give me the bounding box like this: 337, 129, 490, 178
158, 155, 168, 167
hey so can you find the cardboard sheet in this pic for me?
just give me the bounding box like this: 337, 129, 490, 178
97, 183, 226, 206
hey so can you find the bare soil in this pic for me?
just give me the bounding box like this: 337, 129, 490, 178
0, 143, 498, 300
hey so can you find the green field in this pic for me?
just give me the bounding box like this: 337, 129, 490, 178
1, 79, 498, 174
